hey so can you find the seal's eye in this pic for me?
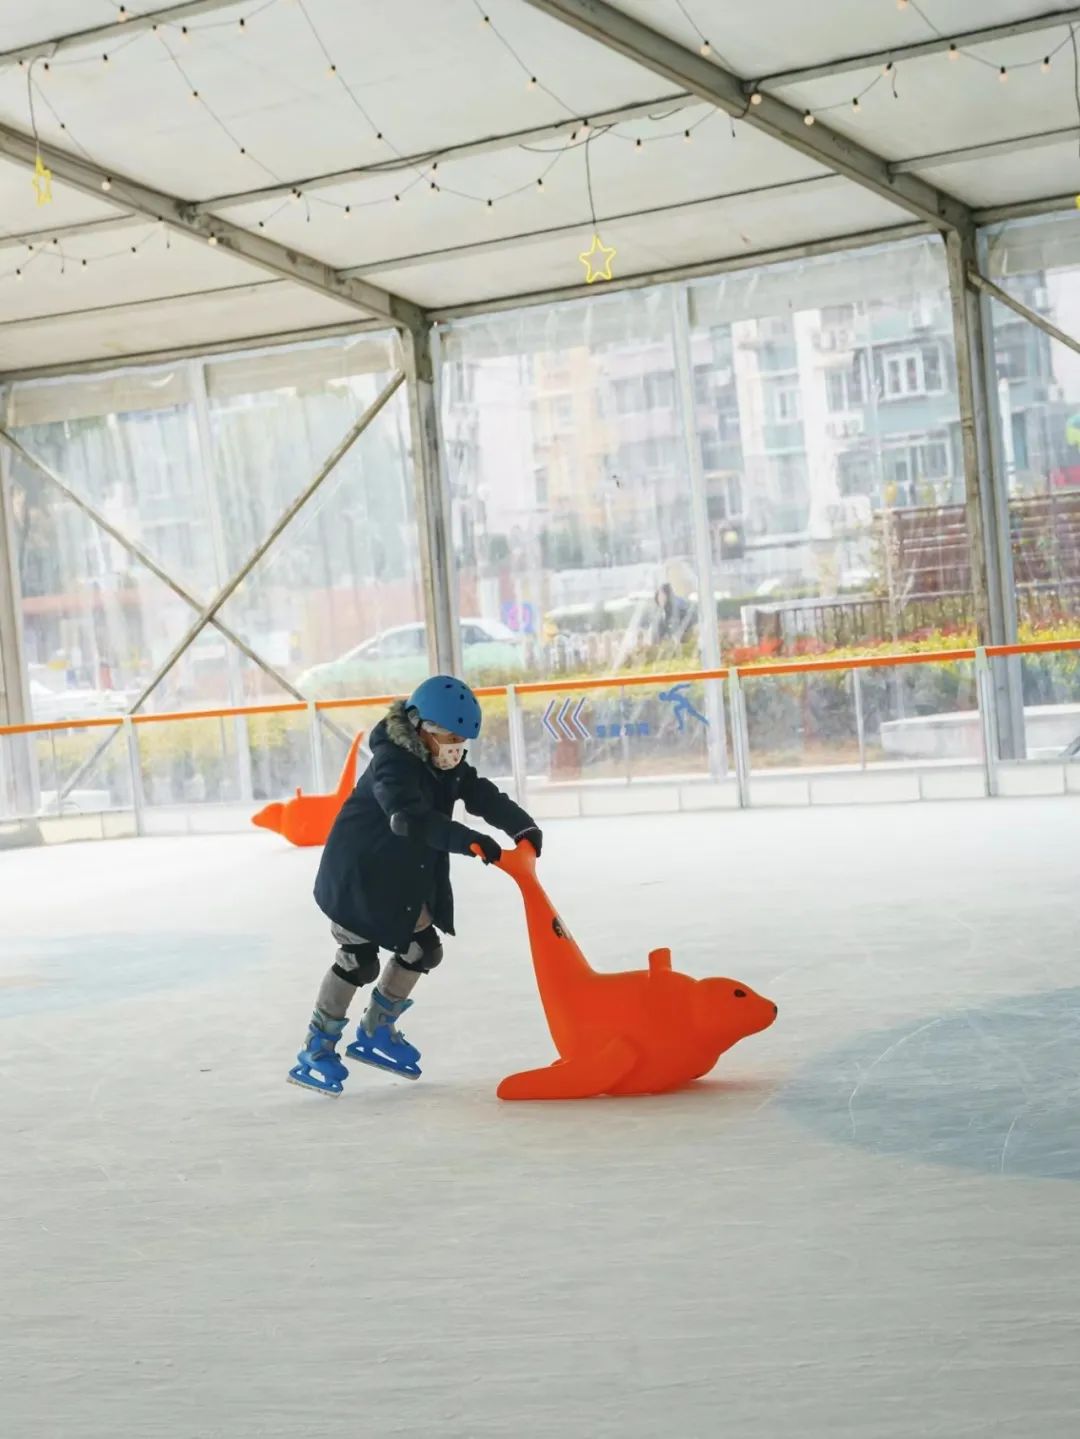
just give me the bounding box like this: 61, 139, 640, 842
734, 988, 747, 999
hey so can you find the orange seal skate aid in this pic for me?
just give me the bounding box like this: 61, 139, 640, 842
482, 840, 777, 1101
251, 732, 363, 848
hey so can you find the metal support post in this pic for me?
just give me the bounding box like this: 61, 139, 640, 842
0, 389, 38, 814
671, 285, 726, 780
307, 701, 326, 792
404, 324, 461, 676
852, 666, 867, 770
728, 668, 751, 808
975, 647, 999, 796
122, 716, 145, 835
189, 359, 253, 803
506, 685, 528, 807
945, 227, 1024, 760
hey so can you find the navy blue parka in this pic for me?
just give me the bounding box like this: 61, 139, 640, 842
314, 701, 533, 951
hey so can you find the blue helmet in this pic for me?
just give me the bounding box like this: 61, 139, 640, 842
406, 675, 482, 740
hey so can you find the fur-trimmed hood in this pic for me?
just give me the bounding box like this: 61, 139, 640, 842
381, 699, 431, 763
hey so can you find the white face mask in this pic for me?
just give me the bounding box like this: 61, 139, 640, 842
422, 724, 465, 771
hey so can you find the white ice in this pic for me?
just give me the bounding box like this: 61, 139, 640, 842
2, 800, 1080, 1438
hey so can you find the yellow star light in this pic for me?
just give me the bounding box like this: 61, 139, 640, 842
33, 153, 53, 206
578, 232, 616, 284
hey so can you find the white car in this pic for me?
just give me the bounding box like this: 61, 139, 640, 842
296, 618, 526, 697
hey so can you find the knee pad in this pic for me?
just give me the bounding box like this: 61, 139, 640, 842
332, 940, 380, 988
397, 926, 444, 974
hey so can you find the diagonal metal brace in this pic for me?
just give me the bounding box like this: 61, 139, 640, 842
0, 369, 404, 799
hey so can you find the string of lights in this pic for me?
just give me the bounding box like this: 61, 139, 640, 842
0, 218, 168, 283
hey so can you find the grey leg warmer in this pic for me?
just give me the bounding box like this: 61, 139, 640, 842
312, 923, 381, 1026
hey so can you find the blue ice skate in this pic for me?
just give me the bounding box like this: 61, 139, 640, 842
345, 989, 422, 1080
288, 1015, 349, 1096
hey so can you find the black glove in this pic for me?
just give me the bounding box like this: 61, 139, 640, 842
471, 832, 503, 865
515, 826, 543, 858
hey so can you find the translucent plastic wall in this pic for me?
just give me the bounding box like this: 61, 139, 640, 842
6, 331, 418, 717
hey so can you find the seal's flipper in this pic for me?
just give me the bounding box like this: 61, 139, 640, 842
497, 1036, 637, 1101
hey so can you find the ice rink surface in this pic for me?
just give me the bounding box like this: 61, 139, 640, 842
3, 799, 1080, 1438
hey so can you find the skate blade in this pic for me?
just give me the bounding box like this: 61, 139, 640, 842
345, 1049, 422, 1081
287, 1066, 344, 1096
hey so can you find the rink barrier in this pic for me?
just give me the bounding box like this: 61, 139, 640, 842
3, 637, 1080, 832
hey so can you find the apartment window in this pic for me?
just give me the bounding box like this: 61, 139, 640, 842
774, 384, 801, 422
881, 344, 945, 399
826, 357, 865, 413
612, 377, 644, 414
644, 371, 675, 410
554, 395, 575, 429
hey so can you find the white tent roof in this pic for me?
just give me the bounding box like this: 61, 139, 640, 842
0, 0, 1077, 374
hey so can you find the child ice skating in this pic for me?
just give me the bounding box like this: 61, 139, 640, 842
288, 675, 542, 1094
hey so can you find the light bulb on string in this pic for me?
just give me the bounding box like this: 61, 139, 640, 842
15, 268, 22, 280
635, 137, 643, 150
683, 128, 692, 142
190, 90, 200, 102
803, 110, 815, 126
537, 176, 544, 190
999, 66, 1008, 83
328, 64, 336, 76
81, 258, 87, 268
948, 44, 959, 61
101, 177, 112, 191
181, 25, 190, 40
238, 17, 246, 32
527, 75, 537, 89
897, 0, 908, 9
394, 193, 401, 203
852, 96, 860, 111
486, 198, 493, 208
579, 118, 591, 136
344, 205, 351, 217
102, 52, 110, 63
1042, 56, 1052, 73
130, 246, 139, 258
700, 40, 711, 56
750, 90, 763, 105
882, 61, 893, 76
117, 4, 128, 19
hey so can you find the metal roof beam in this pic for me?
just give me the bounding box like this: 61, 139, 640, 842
0, 0, 247, 66
428, 221, 931, 322
195, 94, 697, 213
519, 0, 972, 232
893, 126, 1079, 175
0, 120, 423, 329
0, 214, 140, 253
756, 7, 1080, 89
343, 175, 838, 278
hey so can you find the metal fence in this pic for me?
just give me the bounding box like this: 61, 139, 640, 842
2, 638, 1079, 843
